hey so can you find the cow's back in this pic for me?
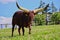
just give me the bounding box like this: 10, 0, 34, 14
12, 11, 31, 27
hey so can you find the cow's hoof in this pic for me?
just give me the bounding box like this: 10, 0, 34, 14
11, 35, 13, 37
29, 33, 31, 34
19, 34, 21, 36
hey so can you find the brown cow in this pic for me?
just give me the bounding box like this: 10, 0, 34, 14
12, 2, 49, 36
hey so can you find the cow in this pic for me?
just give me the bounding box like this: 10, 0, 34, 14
12, 2, 49, 37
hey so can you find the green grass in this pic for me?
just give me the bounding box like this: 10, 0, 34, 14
0, 25, 60, 40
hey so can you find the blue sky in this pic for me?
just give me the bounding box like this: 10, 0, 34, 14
0, 0, 60, 17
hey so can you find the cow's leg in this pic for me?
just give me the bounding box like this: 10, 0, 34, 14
12, 24, 15, 37
18, 26, 21, 35
22, 27, 24, 35
29, 25, 31, 34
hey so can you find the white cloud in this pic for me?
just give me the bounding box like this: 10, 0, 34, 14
0, 16, 12, 24
0, 0, 16, 4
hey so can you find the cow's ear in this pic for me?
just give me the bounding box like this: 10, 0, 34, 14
31, 11, 36, 15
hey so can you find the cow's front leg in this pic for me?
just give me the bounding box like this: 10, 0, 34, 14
29, 25, 31, 34
22, 27, 24, 35
18, 27, 21, 35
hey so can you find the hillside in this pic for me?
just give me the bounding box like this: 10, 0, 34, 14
0, 25, 60, 40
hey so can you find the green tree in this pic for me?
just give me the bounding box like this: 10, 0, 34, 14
51, 12, 60, 24
34, 14, 46, 25
51, 2, 57, 13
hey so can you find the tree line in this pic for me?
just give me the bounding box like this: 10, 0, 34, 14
34, 12, 60, 25
33, 0, 60, 25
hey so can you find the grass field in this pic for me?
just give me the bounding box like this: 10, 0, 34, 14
0, 25, 60, 40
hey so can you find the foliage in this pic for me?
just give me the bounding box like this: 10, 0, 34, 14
51, 12, 60, 24
34, 12, 60, 25
51, 2, 57, 12
0, 25, 60, 40
34, 14, 46, 25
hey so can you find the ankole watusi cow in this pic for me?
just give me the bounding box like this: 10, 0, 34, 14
12, 2, 49, 36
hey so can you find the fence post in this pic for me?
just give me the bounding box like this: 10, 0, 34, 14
5, 24, 7, 28
1, 24, 3, 29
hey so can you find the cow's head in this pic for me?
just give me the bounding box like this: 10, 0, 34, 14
16, 2, 49, 17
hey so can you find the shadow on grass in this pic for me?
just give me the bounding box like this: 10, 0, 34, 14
0, 35, 20, 38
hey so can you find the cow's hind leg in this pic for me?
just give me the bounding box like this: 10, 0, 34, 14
12, 24, 15, 37
18, 26, 21, 35
22, 27, 24, 35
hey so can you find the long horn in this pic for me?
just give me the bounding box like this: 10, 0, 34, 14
34, 4, 49, 13
16, 2, 29, 12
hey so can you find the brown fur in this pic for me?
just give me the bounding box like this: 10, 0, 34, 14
12, 11, 35, 36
